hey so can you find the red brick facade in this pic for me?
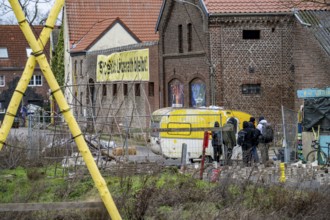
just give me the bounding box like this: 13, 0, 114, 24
0, 25, 51, 121
158, 1, 329, 125
158, 1, 210, 108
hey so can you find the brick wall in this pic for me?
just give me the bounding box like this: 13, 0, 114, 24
293, 23, 330, 110
159, 5, 297, 124
209, 16, 295, 124
158, 0, 211, 107
0, 26, 51, 121
160, 2, 330, 126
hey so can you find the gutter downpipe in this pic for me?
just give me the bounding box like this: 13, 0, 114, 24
292, 9, 312, 27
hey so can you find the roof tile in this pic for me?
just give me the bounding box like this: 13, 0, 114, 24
66, 0, 162, 52
203, 0, 328, 14
0, 25, 49, 68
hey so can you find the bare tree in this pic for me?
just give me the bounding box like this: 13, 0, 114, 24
0, 0, 54, 24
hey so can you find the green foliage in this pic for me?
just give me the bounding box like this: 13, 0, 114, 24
51, 24, 65, 87
1, 166, 330, 219
67, 178, 94, 199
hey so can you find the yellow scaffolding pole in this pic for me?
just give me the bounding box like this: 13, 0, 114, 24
6, 1, 122, 219
0, 0, 62, 151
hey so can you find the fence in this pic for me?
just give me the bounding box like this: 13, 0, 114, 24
272, 106, 298, 162
21, 105, 298, 166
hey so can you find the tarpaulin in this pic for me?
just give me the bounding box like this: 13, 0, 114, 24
303, 97, 330, 132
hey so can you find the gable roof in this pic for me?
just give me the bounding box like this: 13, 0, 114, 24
203, 0, 328, 14
71, 18, 141, 53
0, 25, 49, 68
65, 0, 162, 52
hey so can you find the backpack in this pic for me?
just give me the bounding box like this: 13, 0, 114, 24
237, 130, 247, 146
261, 123, 274, 143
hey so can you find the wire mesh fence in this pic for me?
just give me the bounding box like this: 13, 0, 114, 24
5, 78, 301, 176
271, 105, 298, 162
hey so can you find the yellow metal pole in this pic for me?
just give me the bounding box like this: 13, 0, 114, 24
0, 0, 63, 151
9, 1, 122, 219
279, 162, 286, 183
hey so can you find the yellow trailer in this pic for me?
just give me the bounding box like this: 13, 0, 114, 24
150, 107, 252, 161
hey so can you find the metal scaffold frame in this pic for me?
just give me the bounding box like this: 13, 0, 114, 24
0, 0, 121, 219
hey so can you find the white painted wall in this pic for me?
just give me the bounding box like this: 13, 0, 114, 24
89, 23, 138, 51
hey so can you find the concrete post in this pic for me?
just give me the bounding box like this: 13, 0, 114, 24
181, 143, 188, 173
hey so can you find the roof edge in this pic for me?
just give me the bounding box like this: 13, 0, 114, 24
156, 0, 167, 32
209, 12, 293, 17
85, 18, 142, 51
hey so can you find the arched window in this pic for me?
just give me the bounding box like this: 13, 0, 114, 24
190, 79, 206, 107
168, 79, 184, 107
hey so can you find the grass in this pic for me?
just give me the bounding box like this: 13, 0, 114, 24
0, 164, 330, 219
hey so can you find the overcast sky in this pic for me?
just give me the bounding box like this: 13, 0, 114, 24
0, 0, 61, 25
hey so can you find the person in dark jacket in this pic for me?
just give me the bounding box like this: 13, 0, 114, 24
212, 121, 222, 163
249, 117, 260, 164
222, 117, 237, 165
238, 121, 254, 167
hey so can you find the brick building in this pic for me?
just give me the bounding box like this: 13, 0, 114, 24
0, 25, 52, 121
156, 0, 329, 124
64, 0, 162, 130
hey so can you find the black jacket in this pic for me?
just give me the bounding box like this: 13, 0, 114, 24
239, 121, 255, 150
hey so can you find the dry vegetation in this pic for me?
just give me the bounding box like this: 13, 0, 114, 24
0, 135, 329, 220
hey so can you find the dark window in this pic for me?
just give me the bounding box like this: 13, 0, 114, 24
243, 30, 260, 39
123, 83, 128, 96
102, 84, 107, 96
187, 23, 192, 52
86, 86, 89, 104
80, 92, 83, 115
178, 25, 183, 53
113, 84, 117, 96
28, 75, 42, 86
135, 83, 140, 96
148, 82, 154, 96
74, 60, 77, 77
80, 60, 83, 76
0, 75, 4, 86
241, 84, 261, 94
0, 100, 6, 113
